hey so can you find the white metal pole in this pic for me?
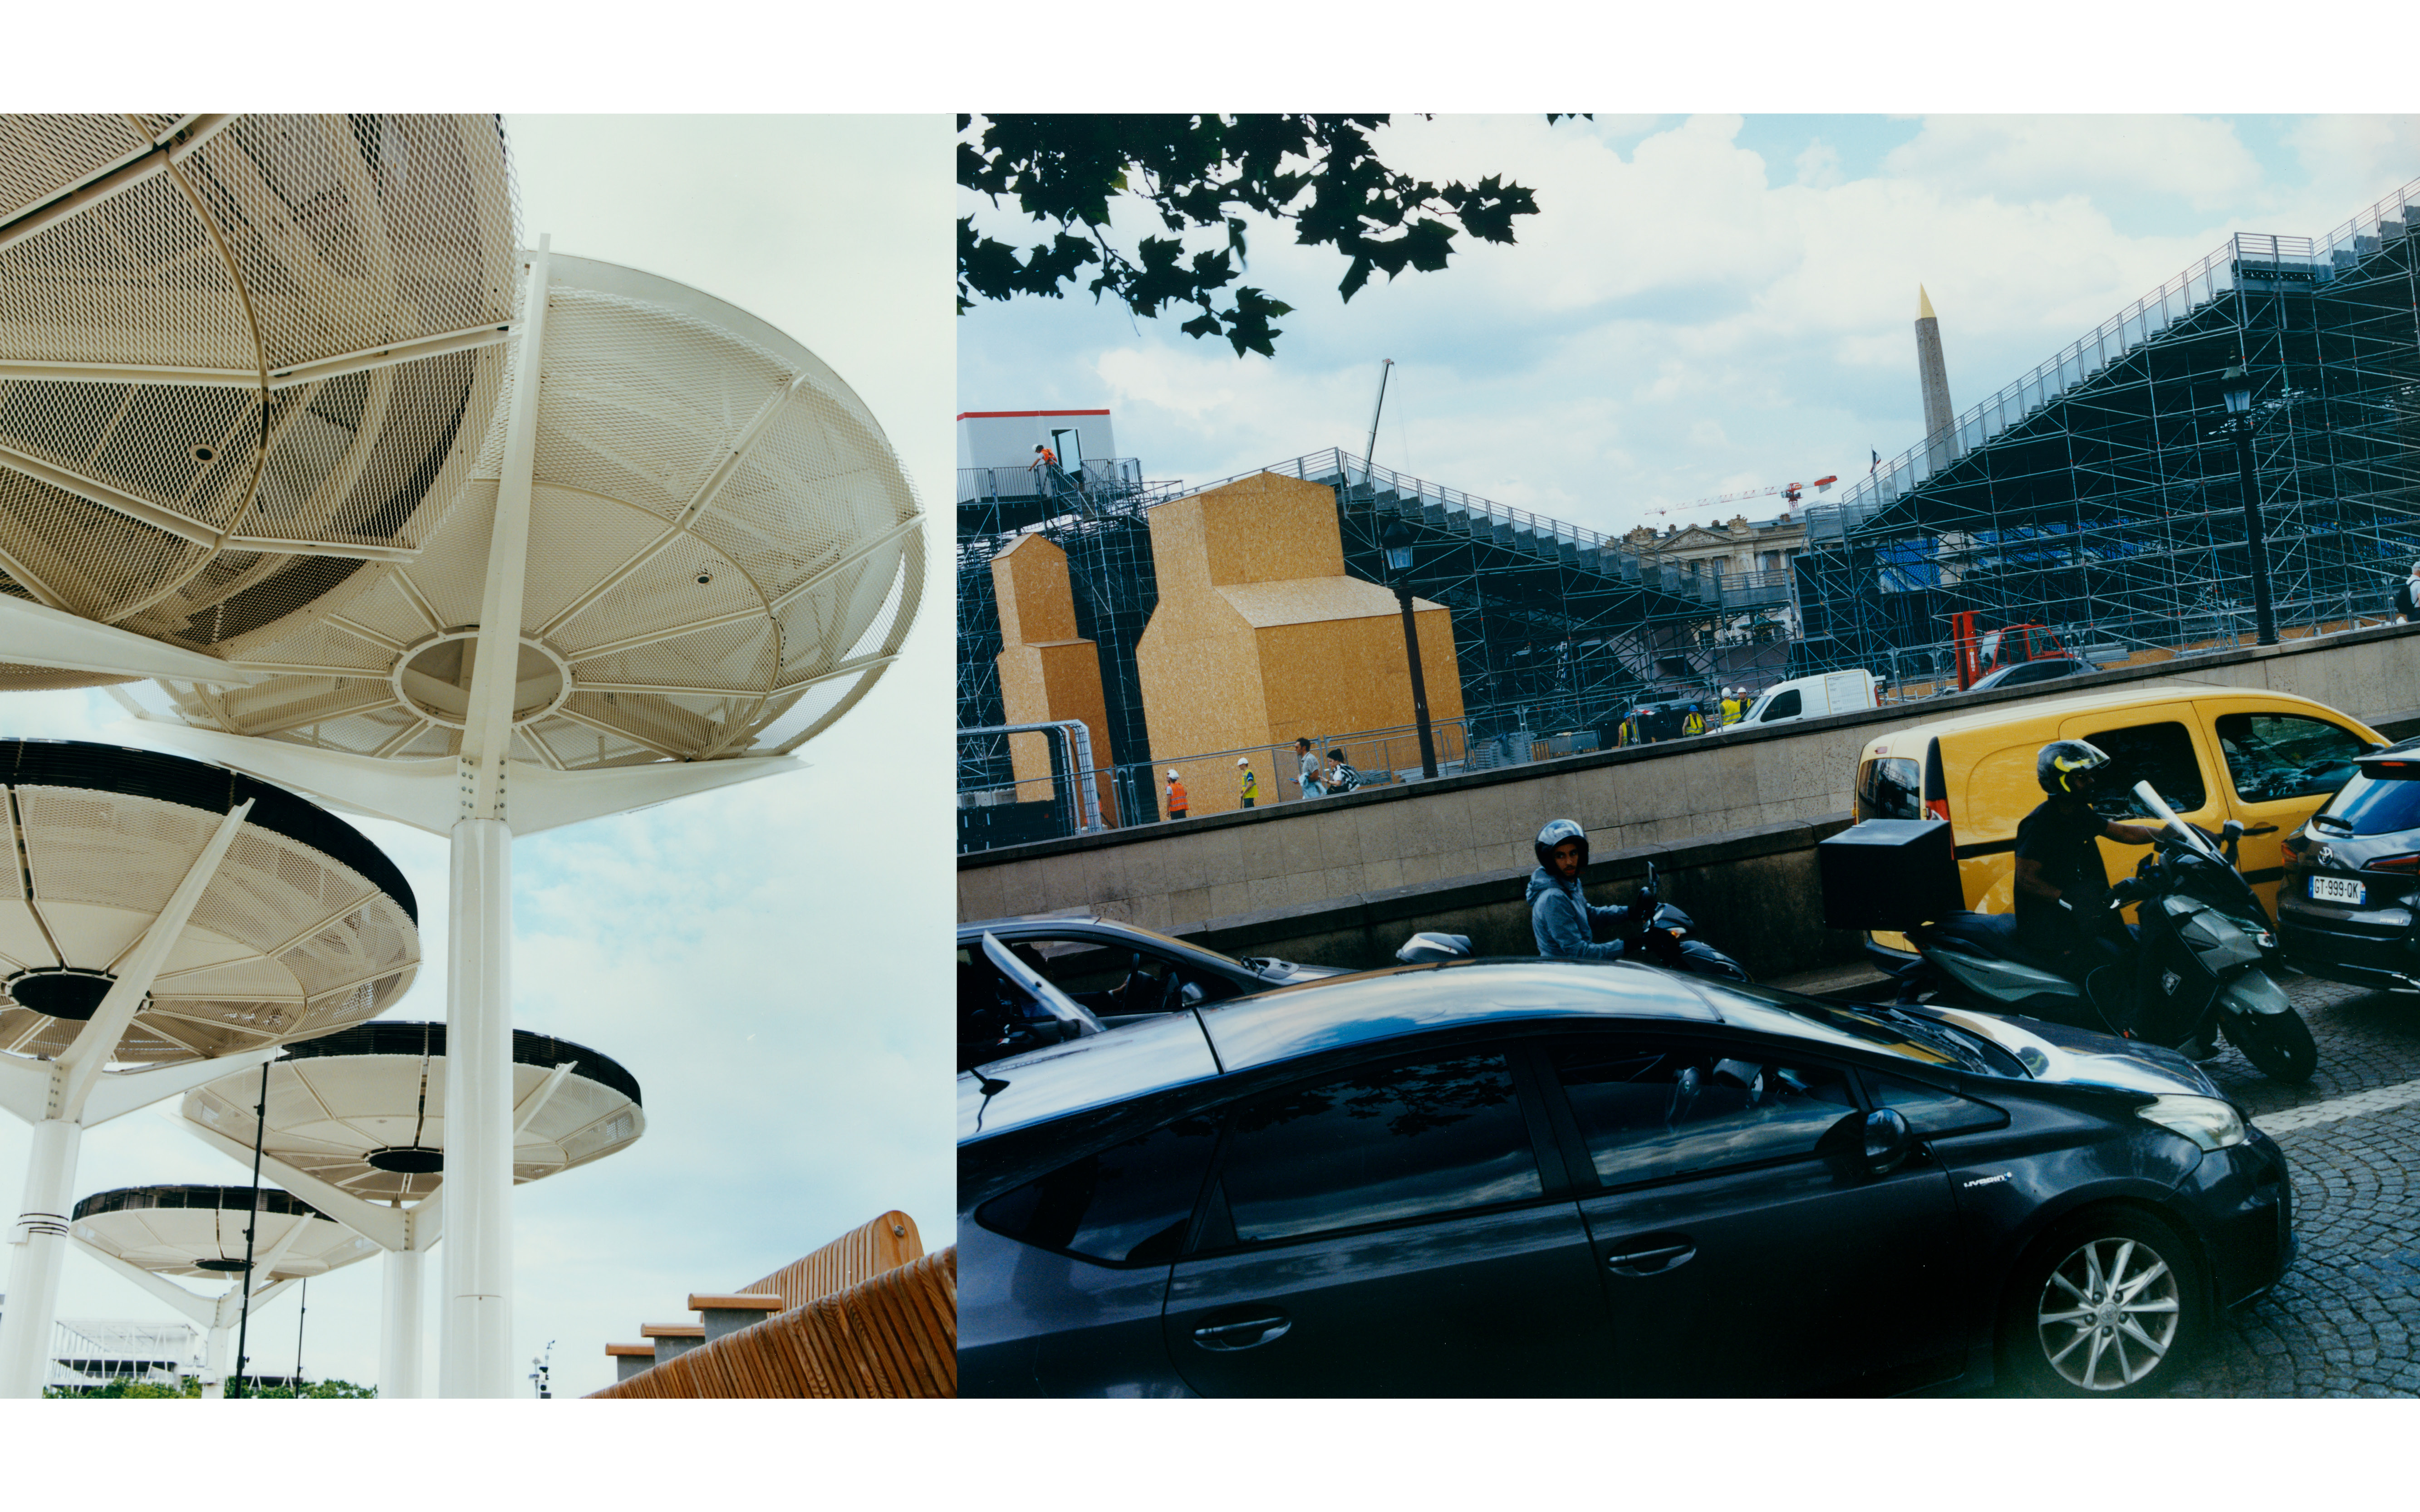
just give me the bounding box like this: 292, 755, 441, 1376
437, 235, 547, 1400
380, 1245, 424, 1399
0, 1118, 83, 1397
437, 817, 514, 1398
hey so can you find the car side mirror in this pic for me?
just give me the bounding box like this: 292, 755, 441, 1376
1862, 1107, 1914, 1176
2221, 818, 2245, 865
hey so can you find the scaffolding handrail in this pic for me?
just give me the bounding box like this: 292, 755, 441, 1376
1823, 173, 2420, 535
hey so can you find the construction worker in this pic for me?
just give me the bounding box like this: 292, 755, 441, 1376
1681, 703, 1706, 738
1237, 756, 1258, 809
1720, 687, 1743, 726
1164, 768, 1188, 822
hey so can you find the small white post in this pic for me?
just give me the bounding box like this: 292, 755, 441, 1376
201, 1322, 230, 1400
381, 1246, 425, 1399
0, 1118, 82, 1397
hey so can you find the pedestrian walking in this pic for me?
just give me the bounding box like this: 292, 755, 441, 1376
1237, 756, 1258, 809
1296, 737, 1325, 798
2394, 561, 2420, 623
1164, 767, 1188, 822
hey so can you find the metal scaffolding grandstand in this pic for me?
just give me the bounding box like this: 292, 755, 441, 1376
1793, 177, 2420, 682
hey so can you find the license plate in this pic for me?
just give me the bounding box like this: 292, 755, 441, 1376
2310, 876, 2365, 905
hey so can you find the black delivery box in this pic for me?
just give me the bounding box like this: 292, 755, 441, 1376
1817, 818, 1963, 931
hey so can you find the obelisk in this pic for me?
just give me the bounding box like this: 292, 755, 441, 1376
1916, 285, 1956, 470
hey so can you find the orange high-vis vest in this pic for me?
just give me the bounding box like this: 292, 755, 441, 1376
1167, 778, 1188, 812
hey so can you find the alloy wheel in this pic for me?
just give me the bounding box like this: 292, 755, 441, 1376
2034, 1236, 2182, 1390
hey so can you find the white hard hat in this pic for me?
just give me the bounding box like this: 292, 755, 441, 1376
1167, 768, 1179, 778
1236, 757, 1251, 766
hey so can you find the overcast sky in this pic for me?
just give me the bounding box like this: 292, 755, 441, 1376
0, 114, 953, 1399
959, 114, 2420, 536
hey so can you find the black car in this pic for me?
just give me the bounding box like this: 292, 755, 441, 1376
959, 958, 2292, 1397
1966, 656, 2089, 694
958, 915, 1346, 1071
2278, 738, 2420, 992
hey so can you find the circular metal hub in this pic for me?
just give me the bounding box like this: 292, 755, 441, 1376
192, 1258, 251, 1273
392, 632, 572, 729
5, 968, 118, 1022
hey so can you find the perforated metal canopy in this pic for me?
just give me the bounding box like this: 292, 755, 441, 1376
0, 739, 418, 1064
0, 113, 519, 690
182, 1021, 643, 1204
70, 1184, 378, 1280
152, 252, 923, 768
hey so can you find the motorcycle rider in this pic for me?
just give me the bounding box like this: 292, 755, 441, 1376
1528, 818, 1630, 961
2013, 741, 2158, 990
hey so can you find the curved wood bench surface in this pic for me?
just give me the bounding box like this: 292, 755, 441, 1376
586, 1247, 955, 1399
740, 1210, 923, 1311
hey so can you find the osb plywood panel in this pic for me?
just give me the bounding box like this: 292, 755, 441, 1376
992, 533, 1080, 643
1217, 576, 1423, 628
1000, 639, 1120, 821
739, 1210, 923, 1311
586, 1247, 956, 1399
1199, 472, 1345, 585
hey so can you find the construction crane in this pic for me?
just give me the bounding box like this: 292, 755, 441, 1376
1644, 473, 1840, 519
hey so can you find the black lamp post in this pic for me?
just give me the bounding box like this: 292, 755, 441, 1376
1379, 518, 1440, 779
2220, 362, 2278, 647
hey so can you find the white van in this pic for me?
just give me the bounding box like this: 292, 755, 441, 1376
1726, 669, 1878, 732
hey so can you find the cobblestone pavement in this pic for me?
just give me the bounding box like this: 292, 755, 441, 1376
2158, 974, 2420, 1396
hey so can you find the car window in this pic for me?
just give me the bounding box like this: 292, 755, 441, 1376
1549, 1042, 1859, 1188
974, 1116, 1219, 1266
2006, 660, 2076, 685
1863, 1074, 2006, 1136
1208, 1050, 1542, 1246
2214, 712, 2367, 805
1762, 688, 1802, 721
2081, 720, 2206, 817
1857, 757, 1924, 821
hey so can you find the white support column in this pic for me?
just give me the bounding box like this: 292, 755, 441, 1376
436, 235, 547, 1400
381, 1246, 425, 1399
201, 1323, 230, 1400
438, 819, 513, 1397
0, 1118, 82, 1397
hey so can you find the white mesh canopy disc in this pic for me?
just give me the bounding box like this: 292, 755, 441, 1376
71, 1184, 378, 1280
0, 113, 519, 690
0, 739, 419, 1065
157, 251, 923, 767
183, 1022, 643, 1204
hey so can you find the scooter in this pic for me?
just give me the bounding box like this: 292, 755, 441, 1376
1398, 861, 1751, 981
1865, 780, 2316, 1083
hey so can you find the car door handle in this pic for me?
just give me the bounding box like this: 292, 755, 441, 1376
2243, 824, 2279, 837
1191, 1312, 1293, 1351
1605, 1240, 1695, 1276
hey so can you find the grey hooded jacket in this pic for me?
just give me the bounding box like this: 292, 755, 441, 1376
1528, 868, 1628, 961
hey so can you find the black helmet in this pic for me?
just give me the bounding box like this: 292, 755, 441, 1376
1536, 817, 1587, 871
2037, 739, 2112, 797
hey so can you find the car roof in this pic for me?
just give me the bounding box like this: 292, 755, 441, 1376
959, 958, 1724, 1143
1863, 680, 2355, 755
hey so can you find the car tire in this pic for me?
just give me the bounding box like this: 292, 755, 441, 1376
2224, 1009, 2317, 1084
1999, 1207, 2204, 1397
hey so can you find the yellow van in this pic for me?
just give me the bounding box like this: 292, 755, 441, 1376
1854, 682, 2386, 927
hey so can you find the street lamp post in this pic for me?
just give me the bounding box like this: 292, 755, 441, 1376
2221, 362, 2279, 647
1379, 518, 1440, 779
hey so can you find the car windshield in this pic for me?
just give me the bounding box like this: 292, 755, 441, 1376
1698, 980, 2005, 1075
